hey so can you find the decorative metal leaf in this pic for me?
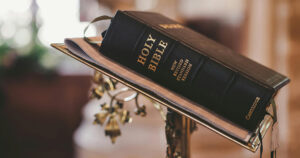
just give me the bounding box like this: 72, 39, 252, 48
119, 110, 132, 124
92, 71, 104, 84
91, 86, 104, 99
93, 112, 109, 125
135, 104, 147, 117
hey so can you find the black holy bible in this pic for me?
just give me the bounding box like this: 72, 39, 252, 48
99, 10, 289, 132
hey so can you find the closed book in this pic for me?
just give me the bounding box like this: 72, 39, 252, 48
99, 10, 290, 132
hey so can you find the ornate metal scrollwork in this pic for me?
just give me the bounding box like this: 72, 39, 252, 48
165, 109, 197, 158
90, 71, 196, 158
91, 71, 164, 143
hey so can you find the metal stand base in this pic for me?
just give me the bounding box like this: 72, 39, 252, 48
165, 108, 197, 158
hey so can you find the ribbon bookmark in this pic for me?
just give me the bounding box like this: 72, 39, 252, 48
83, 15, 113, 44
270, 99, 279, 158
258, 131, 263, 158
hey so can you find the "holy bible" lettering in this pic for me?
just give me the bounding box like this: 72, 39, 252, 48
136, 34, 168, 72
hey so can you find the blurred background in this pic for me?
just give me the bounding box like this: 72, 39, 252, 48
0, 0, 299, 158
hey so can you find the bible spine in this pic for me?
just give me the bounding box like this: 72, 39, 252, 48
100, 11, 275, 131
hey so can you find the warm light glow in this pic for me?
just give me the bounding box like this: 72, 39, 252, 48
0, 0, 31, 17
1, 22, 16, 39
37, 0, 96, 46
14, 27, 32, 49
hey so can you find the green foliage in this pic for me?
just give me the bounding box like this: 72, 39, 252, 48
0, 14, 56, 78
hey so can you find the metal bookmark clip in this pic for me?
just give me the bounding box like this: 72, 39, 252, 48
83, 15, 113, 44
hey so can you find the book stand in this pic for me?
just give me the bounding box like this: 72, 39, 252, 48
51, 42, 273, 158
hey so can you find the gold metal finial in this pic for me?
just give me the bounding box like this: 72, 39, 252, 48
105, 115, 121, 144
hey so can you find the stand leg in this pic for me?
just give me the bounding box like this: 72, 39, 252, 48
165, 108, 197, 158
